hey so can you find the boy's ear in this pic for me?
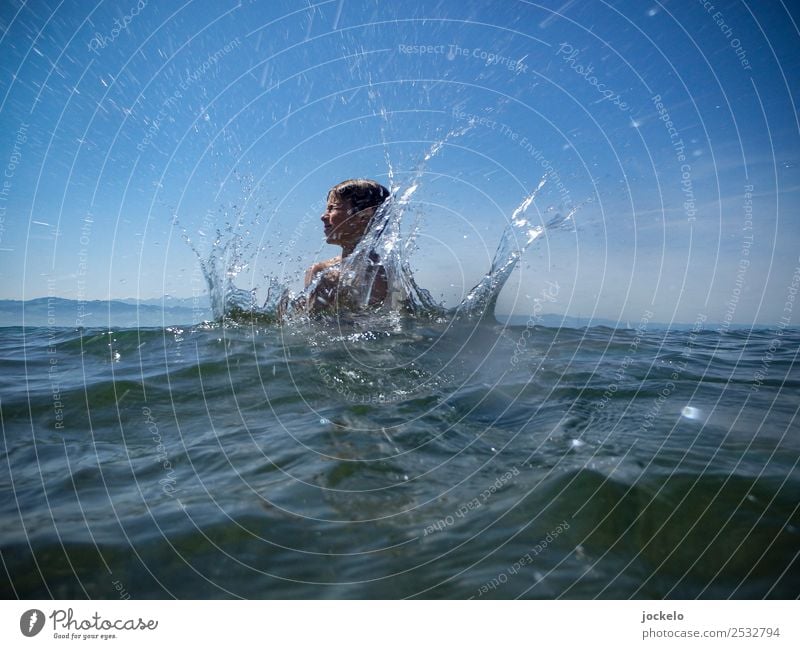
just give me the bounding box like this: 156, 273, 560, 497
355, 206, 376, 221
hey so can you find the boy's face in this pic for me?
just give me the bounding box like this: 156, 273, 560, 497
321, 194, 372, 247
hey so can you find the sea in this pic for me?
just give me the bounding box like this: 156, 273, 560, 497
2, 177, 799, 599
1, 314, 798, 599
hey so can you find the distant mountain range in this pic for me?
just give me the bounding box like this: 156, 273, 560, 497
0, 297, 742, 330
0, 297, 213, 328
115, 295, 210, 308
502, 314, 636, 329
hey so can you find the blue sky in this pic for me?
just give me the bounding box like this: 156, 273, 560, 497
0, 0, 798, 325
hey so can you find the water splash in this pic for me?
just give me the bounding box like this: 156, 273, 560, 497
182, 221, 281, 324
331, 123, 474, 317
195, 230, 255, 320
189, 130, 577, 326
457, 179, 579, 319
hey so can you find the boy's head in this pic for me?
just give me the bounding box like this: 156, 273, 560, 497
323, 179, 390, 251
327, 179, 390, 216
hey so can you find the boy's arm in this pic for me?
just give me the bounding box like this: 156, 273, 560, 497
305, 256, 341, 287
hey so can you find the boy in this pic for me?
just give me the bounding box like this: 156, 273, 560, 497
304, 179, 391, 314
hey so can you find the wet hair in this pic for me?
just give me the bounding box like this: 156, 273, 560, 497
328, 178, 390, 215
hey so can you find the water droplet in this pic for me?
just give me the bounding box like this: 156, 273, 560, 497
320, 418, 330, 425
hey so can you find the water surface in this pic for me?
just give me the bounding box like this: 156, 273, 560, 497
2, 321, 797, 598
